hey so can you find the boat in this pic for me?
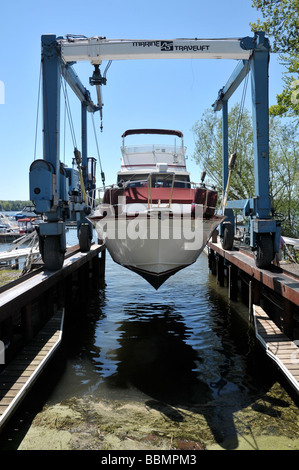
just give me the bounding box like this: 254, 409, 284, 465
15, 205, 37, 221
0, 212, 42, 242
89, 129, 224, 289
17, 218, 36, 234
0, 213, 21, 241
0, 213, 18, 232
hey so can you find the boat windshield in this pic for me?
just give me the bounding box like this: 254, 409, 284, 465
117, 173, 191, 188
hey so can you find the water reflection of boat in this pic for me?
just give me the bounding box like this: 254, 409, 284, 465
89, 129, 223, 289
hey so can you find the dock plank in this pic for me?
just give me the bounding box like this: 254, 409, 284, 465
0, 309, 64, 429
253, 305, 299, 394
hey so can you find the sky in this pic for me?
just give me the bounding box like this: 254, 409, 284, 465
0, 0, 285, 201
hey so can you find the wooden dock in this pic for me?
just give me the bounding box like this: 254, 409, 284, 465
253, 305, 299, 394
0, 232, 22, 243
207, 240, 299, 306
0, 242, 105, 429
207, 239, 299, 394
0, 309, 64, 429
0, 247, 40, 268
0, 243, 105, 318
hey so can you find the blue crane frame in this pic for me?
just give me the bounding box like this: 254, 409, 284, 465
212, 32, 281, 265
29, 31, 281, 271
29, 34, 98, 269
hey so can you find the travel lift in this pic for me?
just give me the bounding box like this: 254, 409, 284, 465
29, 32, 280, 271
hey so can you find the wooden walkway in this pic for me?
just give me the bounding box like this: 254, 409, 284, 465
0, 247, 40, 265
0, 309, 64, 429
253, 305, 299, 394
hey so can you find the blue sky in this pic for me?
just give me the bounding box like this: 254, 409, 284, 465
0, 0, 284, 200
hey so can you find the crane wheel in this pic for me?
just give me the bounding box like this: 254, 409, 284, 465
79, 223, 92, 252
221, 222, 234, 250
254, 233, 274, 269
42, 236, 64, 270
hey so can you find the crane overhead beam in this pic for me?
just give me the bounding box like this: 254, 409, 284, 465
59, 37, 255, 63
60, 62, 99, 112
212, 59, 250, 111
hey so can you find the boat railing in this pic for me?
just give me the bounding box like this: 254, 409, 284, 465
147, 174, 176, 209
95, 179, 219, 216
121, 144, 186, 166
122, 144, 185, 154
86, 189, 98, 210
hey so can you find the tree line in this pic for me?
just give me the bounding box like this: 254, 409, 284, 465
0, 201, 31, 212
192, 106, 299, 237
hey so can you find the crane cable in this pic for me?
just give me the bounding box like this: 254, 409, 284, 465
73, 148, 88, 205
89, 61, 112, 188
232, 61, 250, 154
61, 76, 77, 149
61, 75, 88, 205
221, 61, 250, 213
34, 65, 103, 205
221, 152, 237, 213
91, 113, 105, 188
33, 63, 42, 161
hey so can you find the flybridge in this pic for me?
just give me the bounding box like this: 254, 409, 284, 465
59, 36, 254, 63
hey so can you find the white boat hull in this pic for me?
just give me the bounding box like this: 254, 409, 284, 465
90, 212, 222, 288
89, 128, 223, 288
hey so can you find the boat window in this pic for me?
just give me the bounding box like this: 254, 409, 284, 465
150, 175, 191, 188
117, 174, 148, 187
117, 174, 190, 188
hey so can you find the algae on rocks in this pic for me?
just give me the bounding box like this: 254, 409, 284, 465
17, 384, 299, 451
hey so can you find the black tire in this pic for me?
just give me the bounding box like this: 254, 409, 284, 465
42, 236, 64, 270
221, 222, 234, 250
79, 223, 91, 252
254, 233, 274, 269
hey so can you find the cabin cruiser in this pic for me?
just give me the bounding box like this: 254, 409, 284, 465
89, 129, 223, 289
15, 205, 37, 220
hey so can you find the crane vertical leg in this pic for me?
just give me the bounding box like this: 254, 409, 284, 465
221, 99, 234, 250
250, 34, 271, 219
37, 35, 66, 270
222, 100, 229, 191
250, 32, 281, 267
30, 34, 99, 271
78, 101, 92, 252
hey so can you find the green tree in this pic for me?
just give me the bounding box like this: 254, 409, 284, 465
192, 107, 299, 236
269, 117, 299, 236
192, 104, 254, 200
0, 200, 31, 212
250, 0, 299, 53
250, 0, 299, 117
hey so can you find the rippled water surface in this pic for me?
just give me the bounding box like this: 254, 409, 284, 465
58, 250, 255, 402
1, 226, 299, 450
45, 249, 299, 450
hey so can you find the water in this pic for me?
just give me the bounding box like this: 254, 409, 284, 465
65, 255, 253, 401
1, 227, 299, 450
